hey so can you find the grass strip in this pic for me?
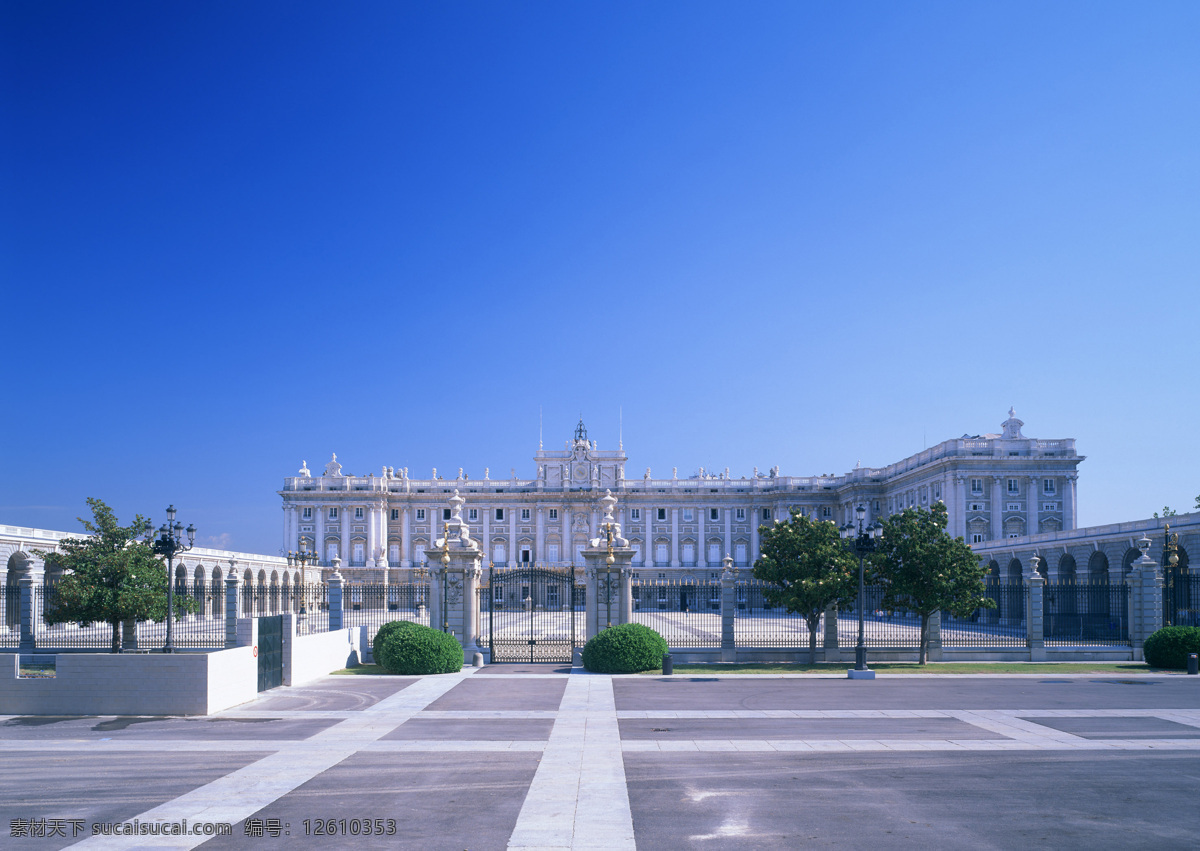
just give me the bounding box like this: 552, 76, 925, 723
649, 661, 1165, 675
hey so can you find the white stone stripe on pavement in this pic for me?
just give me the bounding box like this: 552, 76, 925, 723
507, 674, 635, 851
67, 669, 478, 851
621, 738, 1200, 752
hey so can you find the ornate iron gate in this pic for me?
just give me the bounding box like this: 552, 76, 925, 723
486, 565, 577, 663
257, 615, 283, 692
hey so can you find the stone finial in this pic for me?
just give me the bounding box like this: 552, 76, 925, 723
644, 467, 651, 479
722, 553, 735, 578
1001, 408, 1025, 439
1029, 555, 1042, 577
457, 467, 464, 480
599, 489, 617, 524
484, 467, 490, 479
1137, 534, 1152, 560
324, 453, 343, 477
299, 460, 311, 477
449, 489, 465, 523
672, 467, 678, 479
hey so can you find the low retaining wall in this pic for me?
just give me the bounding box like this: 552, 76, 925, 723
0, 648, 258, 716
288, 627, 360, 686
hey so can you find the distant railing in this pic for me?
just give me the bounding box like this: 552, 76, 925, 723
632, 578, 721, 648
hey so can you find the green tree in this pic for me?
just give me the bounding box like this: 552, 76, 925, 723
37, 498, 180, 653
869, 502, 993, 665
753, 509, 859, 663
1153, 506, 1177, 519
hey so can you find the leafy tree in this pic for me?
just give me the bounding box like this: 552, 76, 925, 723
1195, 494, 1199, 511
1153, 506, 1177, 519
869, 502, 993, 665
37, 498, 183, 653
753, 509, 859, 663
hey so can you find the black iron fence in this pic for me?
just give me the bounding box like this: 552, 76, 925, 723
632, 578, 721, 648
1164, 571, 1199, 628
732, 579, 822, 648
342, 583, 430, 646
1044, 581, 1130, 646
941, 582, 1027, 648
1, 585, 17, 648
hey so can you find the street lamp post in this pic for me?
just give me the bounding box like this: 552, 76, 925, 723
147, 505, 195, 654
287, 542, 318, 622
840, 504, 883, 675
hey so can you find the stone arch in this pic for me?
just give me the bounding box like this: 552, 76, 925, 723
1121, 547, 1141, 575
1056, 553, 1077, 582
211, 564, 223, 586
1007, 558, 1023, 584
1087, 551, 1109, 583
243, 568, 254, 614
174, 562, 188, 594
193, 565, 207, 616
986, 559, 1001, 580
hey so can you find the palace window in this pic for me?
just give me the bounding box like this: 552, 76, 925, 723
972, 534, 984, 543
657, 508, 667, 521
630, 508, 640, 520
821, 507, 831, 518
302, 507, 312, 519
682, 509, 694, 522
390, 509, 398, 520
1043, 502, 1058, 512
970, 503, 984, 511
495, 508, 504, 521
443, 508, 452, 520
328, 508, 338, 520
735, 508, 745, 521
1007, 503, 1022, 512
415, 509, 426, 521
549, 509, 558, 520
1043, 478, 1056, 494
761, 508, 771, 520
521, 508, 530, 521
468, 508, 478, 521
354, 507, 364, 520
710, 508, 719, 521
1007, 479, 1019, 494
971, 478, 984, 495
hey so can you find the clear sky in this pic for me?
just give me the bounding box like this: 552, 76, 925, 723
3, 2, 1198, 555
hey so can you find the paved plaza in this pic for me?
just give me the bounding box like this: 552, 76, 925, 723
3, 668, 1200, 849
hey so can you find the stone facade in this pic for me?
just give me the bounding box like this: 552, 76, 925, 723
280, 410, 1084, 581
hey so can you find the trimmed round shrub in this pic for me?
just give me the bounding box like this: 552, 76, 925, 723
1143, 626, 1200, 670
374, 621, 463, 675
372, 619, 423, 664
581, 623, 669, 673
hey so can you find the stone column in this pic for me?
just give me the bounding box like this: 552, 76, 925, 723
18, 576, 37, 654
327, 564, 344, 632
991, 476, 1004, 541
750, 508, 760, 566
1126, 536, 1162, 659
401, 507, 412, 568
1028, 477, 1040, 539
481, 507, 490, 567
224, 564, 240, 649
698, 507, 708, 571
823, 603, 840, 661
122, 618, 138, 651
927, 610, 943, 662
1026, 556, 1045, 661
720, 556, 736, 662
315, 506, 326, 565
955, 475, 967, 540
340, 507, 350, 567
509, 505, 517, 564
670, 508, 680, 567
366, 505, 379, 568
425, 490, 485, 662
1065, 475, 1078, 530
536, 507, 545, 563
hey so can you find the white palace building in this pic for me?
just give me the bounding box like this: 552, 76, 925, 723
279, 409, 1084, 582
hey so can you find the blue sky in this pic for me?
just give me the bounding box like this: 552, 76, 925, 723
3, 2, 1198, 554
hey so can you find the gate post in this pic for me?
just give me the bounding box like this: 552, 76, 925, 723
1127, 535, 1162, 660
1026, 557, 1045, 661
18, 576, 37, 655
224, 562, 240, 649
328, 564, 344, 632
823, 604, 840, 662
582, 490, 635, 642
720, 555, 736, 662
423, 490, 485, 663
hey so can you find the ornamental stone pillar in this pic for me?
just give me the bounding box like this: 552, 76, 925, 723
328, 562, 344, 632
1026, 556, 1045, 661
720, 556, 736, 662
582, 490, 635, 642
18, 575, 37, 654
823, 603, 840, 662
224, 563, 240, 649
1126, 536, 1162, 660
425, 490, 484, 663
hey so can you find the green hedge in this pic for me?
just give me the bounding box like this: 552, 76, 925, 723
1143, 626, 1200, 670
581, 623, 669, 673
373, 620, 463, 675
